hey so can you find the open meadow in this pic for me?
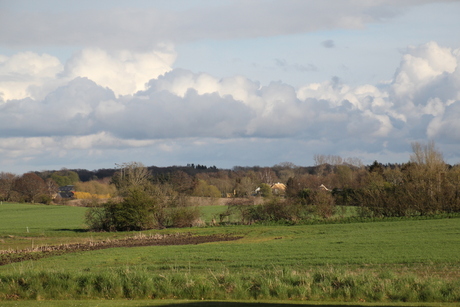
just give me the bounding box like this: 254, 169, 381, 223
0, 202, 460, 306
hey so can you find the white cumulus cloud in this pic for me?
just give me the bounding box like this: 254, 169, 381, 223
64, 47, 176, 96
1, 41, 460, 173
0, 52, 63, 101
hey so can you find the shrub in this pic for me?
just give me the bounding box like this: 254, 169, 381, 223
192, 180, 221, 198
86, 187, 155, 231
230, 198, 309, 224
85, 185, 201, 231
85, 206, 109, 231
226, 198, 256, 224
167, 206, 201, 228
259, 183, 272, 198
37, 194, 52, 205
311, 190, 336, 218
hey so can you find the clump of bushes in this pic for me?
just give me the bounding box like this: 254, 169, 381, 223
223, 189, 336, 225
85, 163, 201, 231
85, 187, 201, 231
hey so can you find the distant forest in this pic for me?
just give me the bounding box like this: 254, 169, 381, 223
2, 142, 460, 226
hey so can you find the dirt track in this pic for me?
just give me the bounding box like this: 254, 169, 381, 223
0, 233, 242, 266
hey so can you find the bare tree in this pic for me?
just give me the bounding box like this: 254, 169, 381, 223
314, 154, 327, 166
45, 178, 59, 199
235, 176, 257, 197
13, 173, 47, 203
410, 141, 445, 170
0, 172, 17, 201
258, 167, 277, 185
170, 170, 194, 194
344, 157, 363, 168
406, 141, 448, 214
112, 162, 151, 196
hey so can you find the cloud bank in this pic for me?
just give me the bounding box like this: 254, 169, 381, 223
1, 41, 460, 172
0, 0, 450, 49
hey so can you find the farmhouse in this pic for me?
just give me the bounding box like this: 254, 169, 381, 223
58, 185, 75, 198
271, 182, 286, 195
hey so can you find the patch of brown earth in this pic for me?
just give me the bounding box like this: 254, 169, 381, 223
0, 233, 242, 266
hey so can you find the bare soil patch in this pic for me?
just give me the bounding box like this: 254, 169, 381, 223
0, 233, 242, 266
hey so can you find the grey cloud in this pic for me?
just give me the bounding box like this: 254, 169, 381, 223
0, 68, 392, 143
275, 59, 317, 72
0, 77, 114, 137
0, 1, 445, 49
294, 64, 317, 72
2, 41, 460, 172
0, 73, 255, 140
98, 89, 254, 140
275, 59, 288, 68
426, 100, 460, 142
322, 40, 335, 48
412, 72, 459, 106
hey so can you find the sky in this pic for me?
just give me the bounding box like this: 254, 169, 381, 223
1, 0, 460, 174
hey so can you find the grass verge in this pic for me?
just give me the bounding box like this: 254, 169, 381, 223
0, 267, 459, 303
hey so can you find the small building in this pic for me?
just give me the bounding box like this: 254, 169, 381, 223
271, 182, 286, 195
58, 185, 75, 198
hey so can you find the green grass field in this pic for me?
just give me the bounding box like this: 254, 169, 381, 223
5, 218, 459, 274
0, 202, 87, 234
1, 202, 460, 305
199, 204, 229, 223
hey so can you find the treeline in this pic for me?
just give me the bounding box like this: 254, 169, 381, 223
0, 172, 58, 204
36, 164, 221, 183
281, 142, 460, 221
84, 141, 460, 231
2, 142, 460, 226
0, 162, 329, 203
0, 169, 116, 203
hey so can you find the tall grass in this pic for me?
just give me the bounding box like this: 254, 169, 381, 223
1, 266, 459, 302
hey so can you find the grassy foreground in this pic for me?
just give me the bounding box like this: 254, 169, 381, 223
0, 202, 460, 305
0, 299, 456, 307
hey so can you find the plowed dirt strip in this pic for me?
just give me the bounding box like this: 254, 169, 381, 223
0, 233, 242, 266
